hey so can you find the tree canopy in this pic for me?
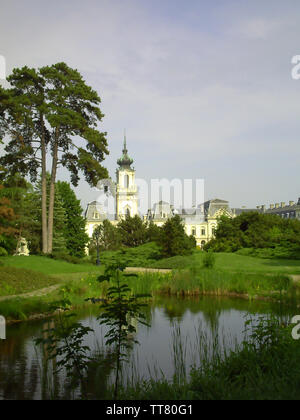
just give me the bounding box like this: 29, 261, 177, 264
0, 63, 108, 253
158, 214, 196, 257
56, 181, 89, 257
205, 212, 300, 259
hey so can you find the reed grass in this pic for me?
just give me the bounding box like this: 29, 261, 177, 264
113, 269, 297, 302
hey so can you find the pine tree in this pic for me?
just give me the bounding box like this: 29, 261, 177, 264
56, 181, 89, 257
117, 215, 148, 247
0, 63, 108, 254
34, 174, 67, 254
158, 215, 196, 257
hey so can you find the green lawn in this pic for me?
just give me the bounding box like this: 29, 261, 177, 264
150, 250, 300, 275
1, 250, 300, 302
0, 266, 59, 296
0, 255, 103, 276
0, 256, 104, 297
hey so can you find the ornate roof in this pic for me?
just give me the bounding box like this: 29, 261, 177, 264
117, 136, 133, 169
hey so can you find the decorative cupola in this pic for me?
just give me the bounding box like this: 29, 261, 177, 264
117, 135, 133, 169
115, 132, 138, 220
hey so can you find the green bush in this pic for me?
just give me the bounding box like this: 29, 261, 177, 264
97, 242, 162, 268
205, 212, 300, 259
202, 251, 215, 269
0, 247, 8, 257
48, 252, 85, 265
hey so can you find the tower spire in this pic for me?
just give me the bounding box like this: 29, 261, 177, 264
117, 130, 133, 168
123, 129, 127, 153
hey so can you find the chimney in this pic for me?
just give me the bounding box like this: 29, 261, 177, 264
270, 204, 274, 209
289, 201, 294, 206
281, 202, 285, 208
275, 203, 279, 209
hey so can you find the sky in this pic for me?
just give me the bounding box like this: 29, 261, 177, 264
0, 0, 300, 211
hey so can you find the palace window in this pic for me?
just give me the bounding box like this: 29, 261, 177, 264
201, 228, 206, 236
93, 212, 99, 219
124, 175, 129, 188
192, 227, 196, 236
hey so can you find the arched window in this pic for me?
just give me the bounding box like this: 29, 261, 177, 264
124, 174, 129, 188
126, 208, 130, 218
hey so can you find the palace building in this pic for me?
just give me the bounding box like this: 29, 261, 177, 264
85, 137, 300, 247
85, 137, 233, 247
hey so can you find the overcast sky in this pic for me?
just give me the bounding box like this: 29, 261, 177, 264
0, 0, 299, 211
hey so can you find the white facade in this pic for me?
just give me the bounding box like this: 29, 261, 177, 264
116, 167, 138, 219
85, 138, 232, 247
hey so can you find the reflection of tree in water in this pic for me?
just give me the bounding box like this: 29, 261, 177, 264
152, 297, 188, 322
202, 306, 221, 335
0, 296, 297, 399
0, 321, 42, 400
39, 313, 141, 399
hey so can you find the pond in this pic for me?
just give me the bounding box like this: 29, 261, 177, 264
0, 295, 295, 400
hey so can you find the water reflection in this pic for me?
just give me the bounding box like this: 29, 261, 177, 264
0, 296, 295, 400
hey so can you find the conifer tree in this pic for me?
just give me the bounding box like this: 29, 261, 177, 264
0, 63, 108, 254
56, 181, 89, 257
158, 215, 196, 257
117, 215, 148, 247
34, 174, 67, 254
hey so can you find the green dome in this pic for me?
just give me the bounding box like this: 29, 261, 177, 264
117, 137, 133, 168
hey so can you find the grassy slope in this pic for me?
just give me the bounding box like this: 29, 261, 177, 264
149, 250, 300, 274
0, 256, 104, 299
0, 272, 104, 320
0, 255, 103, 275
1, 250, 300, 320
0, 266, 59, 296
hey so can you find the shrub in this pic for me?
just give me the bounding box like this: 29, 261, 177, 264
202, 251, 215, 269
48, 252, 84, 265
0, 247, 8, 257
205, 212, 300, 259
96, 242, 162, 268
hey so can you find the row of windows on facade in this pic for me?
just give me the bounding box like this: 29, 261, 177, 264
191, 227, 216, 236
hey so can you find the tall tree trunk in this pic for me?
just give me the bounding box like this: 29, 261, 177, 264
41, 120, 48, 254
47, 135, 58, 254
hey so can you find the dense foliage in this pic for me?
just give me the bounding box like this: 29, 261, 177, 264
89, 215, 197, 262
0, 183, 17, 254
117, 215, 148, 247
158, 214, 196, 257
0, 63, 108, 254
205, 212, 300, 259
56, 181, 89, 258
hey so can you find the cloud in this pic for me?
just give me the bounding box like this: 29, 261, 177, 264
0, 0, 299, 209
